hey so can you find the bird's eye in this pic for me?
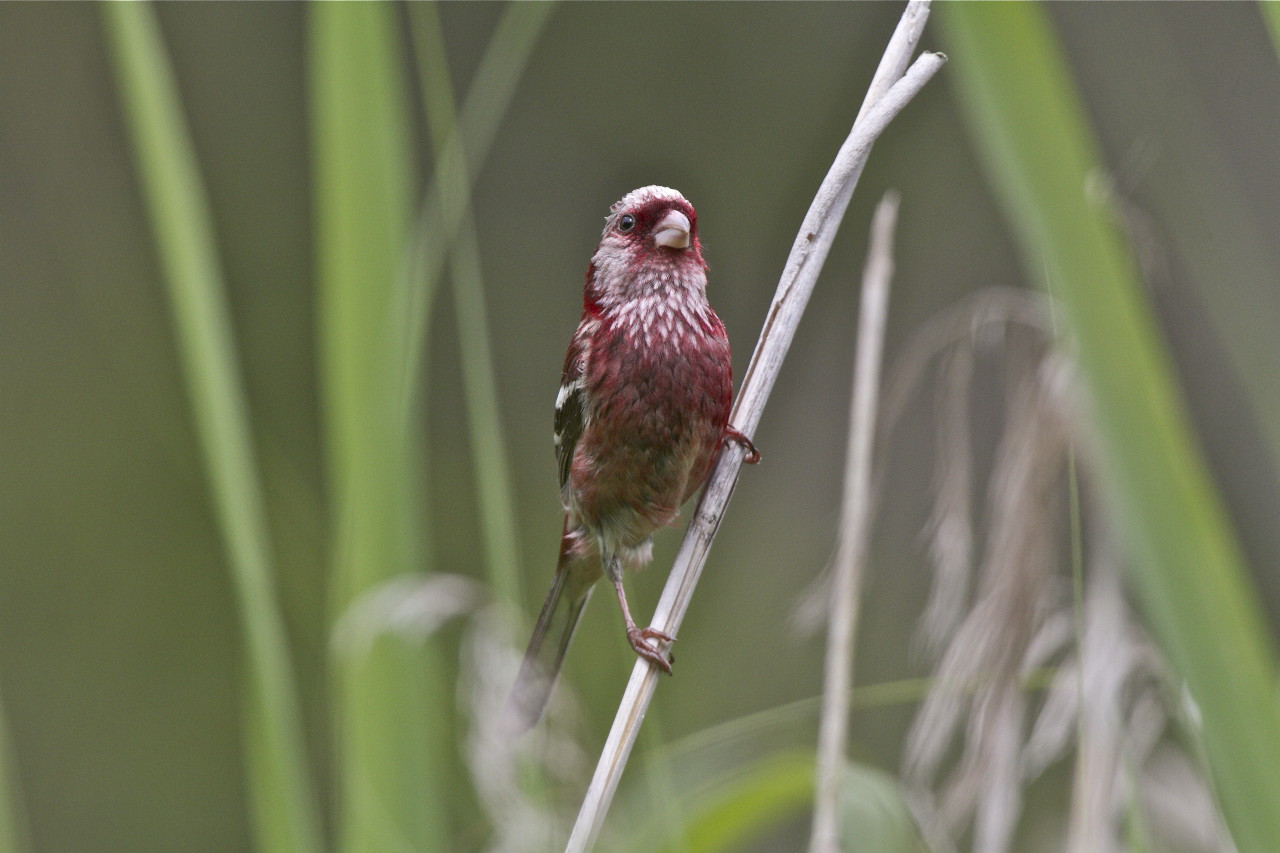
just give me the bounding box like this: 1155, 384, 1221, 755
617, 214, 636, 233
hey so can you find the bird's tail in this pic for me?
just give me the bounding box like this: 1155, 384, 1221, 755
505, 522, 596, 733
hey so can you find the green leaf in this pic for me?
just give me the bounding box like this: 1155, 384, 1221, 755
838, 762, 925, 853
938, 6, 1280, 850
625, 752, 922, 853
649, 752, 815, 853
100, 6, 322, 852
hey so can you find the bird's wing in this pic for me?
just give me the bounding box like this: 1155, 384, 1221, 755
554, 323, 589, 492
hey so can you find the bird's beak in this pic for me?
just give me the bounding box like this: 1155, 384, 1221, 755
653, 209, 691, 249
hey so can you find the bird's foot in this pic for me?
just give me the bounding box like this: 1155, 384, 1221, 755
627, 625, 675, 674
725, 427, 761, 464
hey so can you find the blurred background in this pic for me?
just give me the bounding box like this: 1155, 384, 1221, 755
2, 3, 1278, 852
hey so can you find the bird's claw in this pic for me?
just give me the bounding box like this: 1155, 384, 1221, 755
725, 427, 761, 464
628, 625, 675, 674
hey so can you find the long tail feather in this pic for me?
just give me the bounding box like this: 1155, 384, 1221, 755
505, 526, 596, 733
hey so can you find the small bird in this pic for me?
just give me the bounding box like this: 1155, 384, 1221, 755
509, 185, 758, 729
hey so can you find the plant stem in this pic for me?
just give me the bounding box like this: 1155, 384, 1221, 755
563, 6, 944, 847
809, 191, 899, 853
310, 5, 442, 849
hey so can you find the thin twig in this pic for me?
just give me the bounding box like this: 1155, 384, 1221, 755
564, 5, 944, 849
809, 191, 900, 853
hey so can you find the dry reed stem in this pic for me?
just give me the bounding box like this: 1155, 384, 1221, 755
564, 4, 944, 849
808, 191, 900, 853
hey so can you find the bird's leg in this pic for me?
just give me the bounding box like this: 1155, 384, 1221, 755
605, 555, 674, 674
724, 426, 761, 464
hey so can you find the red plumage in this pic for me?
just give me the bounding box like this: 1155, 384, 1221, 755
508, 186, 757, 730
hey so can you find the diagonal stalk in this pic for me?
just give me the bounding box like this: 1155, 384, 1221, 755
397, 2, 557, 421
406, 2, 552, 609
564, 4, 944, 847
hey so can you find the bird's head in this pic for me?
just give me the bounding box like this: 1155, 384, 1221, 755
588, 186, 707, 308
601, 185, 702, 260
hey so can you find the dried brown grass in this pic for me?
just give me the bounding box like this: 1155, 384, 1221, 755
881, 288, 1232, 853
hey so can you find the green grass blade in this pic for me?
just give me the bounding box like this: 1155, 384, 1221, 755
309, 5, 446, 851
1262, 1, 1280, 60
0, 691, 30, 853
656, 670, 1055, 770
407, 2, 554, 608
100, 7, 323, 852
398, 1, 556, 420
1105, 19, 1280, 481
938, 6, 1280, 850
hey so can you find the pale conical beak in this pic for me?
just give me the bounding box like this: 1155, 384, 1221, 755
653, 209, 691, 249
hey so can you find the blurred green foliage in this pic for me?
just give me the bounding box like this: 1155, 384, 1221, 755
310, 5, 446, 852
941, 5, 1280, 850
1, 3, 1278, 851
102, 6, 322, 851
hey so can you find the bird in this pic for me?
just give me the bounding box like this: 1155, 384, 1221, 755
508, 185, 758, 730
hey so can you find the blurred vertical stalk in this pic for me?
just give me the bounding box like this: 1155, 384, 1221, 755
939, 6, 1280, 850
809, 193, 898, 853
100, 6, 323, 853
310, 5, 444, 851
0, 692, 30, 853
407, 1, 554, 608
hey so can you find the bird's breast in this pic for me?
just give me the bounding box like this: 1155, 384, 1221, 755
567, 293, 733, 549
591, 302, 730, 434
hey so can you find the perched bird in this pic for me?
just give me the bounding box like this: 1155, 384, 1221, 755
509, 185, 758, 730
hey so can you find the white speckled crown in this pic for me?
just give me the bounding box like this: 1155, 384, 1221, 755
609, 185, 687, 215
